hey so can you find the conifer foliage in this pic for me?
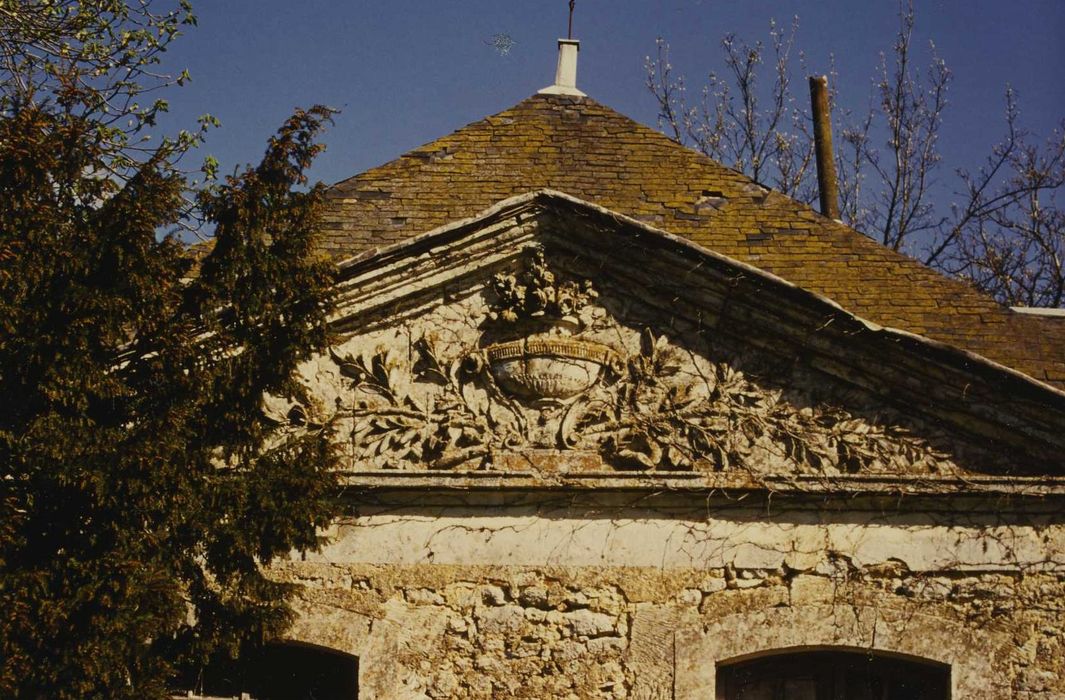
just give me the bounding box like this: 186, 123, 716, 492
0, 3, 340, 697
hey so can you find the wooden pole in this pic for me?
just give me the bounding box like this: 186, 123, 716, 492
809, 75, 840, 220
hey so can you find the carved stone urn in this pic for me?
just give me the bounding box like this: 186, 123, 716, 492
484, 331, 617, 402
480, 245, 619, 403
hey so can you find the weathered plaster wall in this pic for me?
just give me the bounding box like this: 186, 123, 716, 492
309, 503, 1063, 572
265, 213, 1065, 699
269, 504, 1065, 700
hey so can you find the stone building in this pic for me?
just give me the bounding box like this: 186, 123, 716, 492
242, 42, 1065, 699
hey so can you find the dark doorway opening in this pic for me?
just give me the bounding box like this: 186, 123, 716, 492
176, 641, 358, 700
716, 649, 949, 700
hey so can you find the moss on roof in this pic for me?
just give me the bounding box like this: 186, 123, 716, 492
321, 93, 1065, 389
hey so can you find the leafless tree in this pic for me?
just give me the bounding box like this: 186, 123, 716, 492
862, 6, 949, 251
645, 3, 1065, 308
941, 97, 1065, 307
646, 18, 818, 204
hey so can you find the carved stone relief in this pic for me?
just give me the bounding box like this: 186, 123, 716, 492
271, 246, 967, 475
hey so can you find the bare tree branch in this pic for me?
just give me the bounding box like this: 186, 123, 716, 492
644, 1, 1065, 308
645, 18, 816, 203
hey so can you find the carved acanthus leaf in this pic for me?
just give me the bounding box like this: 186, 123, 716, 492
317, 327, 954, 475
286, 249, 961, 476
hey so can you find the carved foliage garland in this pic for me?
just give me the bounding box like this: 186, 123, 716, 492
299, 247, 958, 475
567, 328, 951, 473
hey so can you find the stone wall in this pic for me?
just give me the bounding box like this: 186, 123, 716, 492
268, 208, 1065, 699
268, 499, 1065, 700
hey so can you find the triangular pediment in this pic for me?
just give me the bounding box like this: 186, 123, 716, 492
278, 191, 1065, 489
324, 94, 1065, 390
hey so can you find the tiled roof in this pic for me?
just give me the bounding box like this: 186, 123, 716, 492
322, 93, 1065, 389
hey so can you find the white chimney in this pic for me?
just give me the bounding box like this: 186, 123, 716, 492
538, 39, 586, 97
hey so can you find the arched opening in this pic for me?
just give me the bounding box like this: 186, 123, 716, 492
175, 641, 358, 700
716, 648, 949, 700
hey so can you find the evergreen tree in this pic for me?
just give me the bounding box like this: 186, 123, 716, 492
0, 3, 340, 697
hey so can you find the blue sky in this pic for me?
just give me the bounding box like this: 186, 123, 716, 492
156, 0, 1065, 193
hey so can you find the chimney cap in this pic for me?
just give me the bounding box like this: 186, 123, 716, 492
538, 38, 586, 97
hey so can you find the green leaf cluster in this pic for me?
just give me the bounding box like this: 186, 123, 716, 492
0, 1, 206, 177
